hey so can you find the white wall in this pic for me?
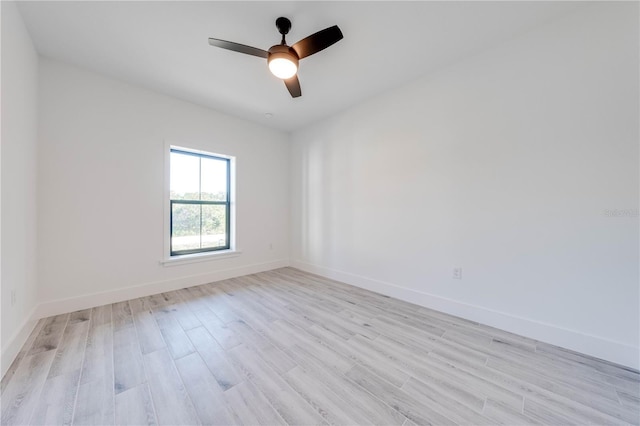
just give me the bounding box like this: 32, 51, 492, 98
1, 1, 40, 375
37, 59, 290, 315
290, 3, 639, 368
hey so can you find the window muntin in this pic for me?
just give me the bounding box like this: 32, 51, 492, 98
170, 148, 230, 256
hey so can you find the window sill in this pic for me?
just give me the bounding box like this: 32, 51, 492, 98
160, 249, 242, 267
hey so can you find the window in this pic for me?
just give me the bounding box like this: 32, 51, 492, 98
170, 148, 231, 256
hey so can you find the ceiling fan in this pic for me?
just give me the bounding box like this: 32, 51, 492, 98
208, 17, 343, 98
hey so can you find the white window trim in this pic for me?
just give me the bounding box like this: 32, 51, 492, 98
161, 140, 238, 266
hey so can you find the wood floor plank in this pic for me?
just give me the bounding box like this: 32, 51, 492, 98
218, 280, 282, 324
618, 389, 640, 409
234, 276, 289, 309
487, 356, 638, 423
113, 301, 146, 394
443, 328, 494, 348
27, 313, 69, 356
306, 324, 410, 388
483, 398, 539, 425
607, 374, 640, 398
217, 295, 275, 335
351, 334, 486, 413
29, 311, 91, 425
176, 286, 210, 312
335, 308, 380, 339
80, 305, 113, 385
523, 396, 601, 425
401, 376, 494, 424
366, 316, 438, 354
115, 384, 157, 426
167, 290, 204, 330
200, 282, 244, 324
142, 348, 199, 425
284, 344, 405, 425
68, 309, 92, 324
256, 342, 299, 375
223, 380, 287, 426
345, 363, 456, 426
410, 344, 524, 408
30, 369, 82, 425
129, 298, 166, 354
430, 351, 628, 425
151, 307, 195, 360
147, 292, 181, 310
227, 343, 328, 425
377, 308, 447, 339
226, 319, 271, 351
287, 302, 375, 340
174, 352, 235, 425
489, 340, 623, 403
47, 313, 91, 380
192, 304, 241, 350
372, 315, 489, 369
250, 317, 300, 350
112, 301, 134, 330
272, 320, 355, 374
73, 305, 114, 425
403, 418, 419, 426
227, 320, 297, 374
1, 350, 57, 425
358, 331, 524, 410
73, 377, 115, 425
185, 326, 241, 391
283, 366, 370, 425
291, 281, 387, 320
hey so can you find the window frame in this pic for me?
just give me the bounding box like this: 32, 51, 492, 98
164, 143, 236, 261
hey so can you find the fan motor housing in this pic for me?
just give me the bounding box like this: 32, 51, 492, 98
268, 44, 299, 66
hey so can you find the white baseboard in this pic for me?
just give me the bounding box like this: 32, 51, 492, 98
1, 305, 39, 378
292, 259, 639, 370
35, 258, 289, 319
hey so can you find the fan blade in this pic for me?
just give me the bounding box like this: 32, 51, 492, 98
284, 75, 302, 98
208, 38, 268, 58
291, 25, 343, 59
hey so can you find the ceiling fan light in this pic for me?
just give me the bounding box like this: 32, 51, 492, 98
268, 52, 298, 79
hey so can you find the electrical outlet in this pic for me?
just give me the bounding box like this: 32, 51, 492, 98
453, 267, 463, 280
11, 290, 16, 306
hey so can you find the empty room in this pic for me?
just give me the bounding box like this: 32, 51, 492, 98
1, 1, 638, 425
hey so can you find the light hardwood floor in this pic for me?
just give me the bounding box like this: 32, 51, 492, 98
1, 267, 638, 425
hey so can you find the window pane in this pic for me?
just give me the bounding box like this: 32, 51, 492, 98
201, 157, 228, 201
201, 204, 227, 249
172, 203, 201, 252
170, 152, 200, 200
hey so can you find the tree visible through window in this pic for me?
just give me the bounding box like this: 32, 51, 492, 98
170, 148, 230, 255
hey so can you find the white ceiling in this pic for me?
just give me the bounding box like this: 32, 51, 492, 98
17, 1, 585, 132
